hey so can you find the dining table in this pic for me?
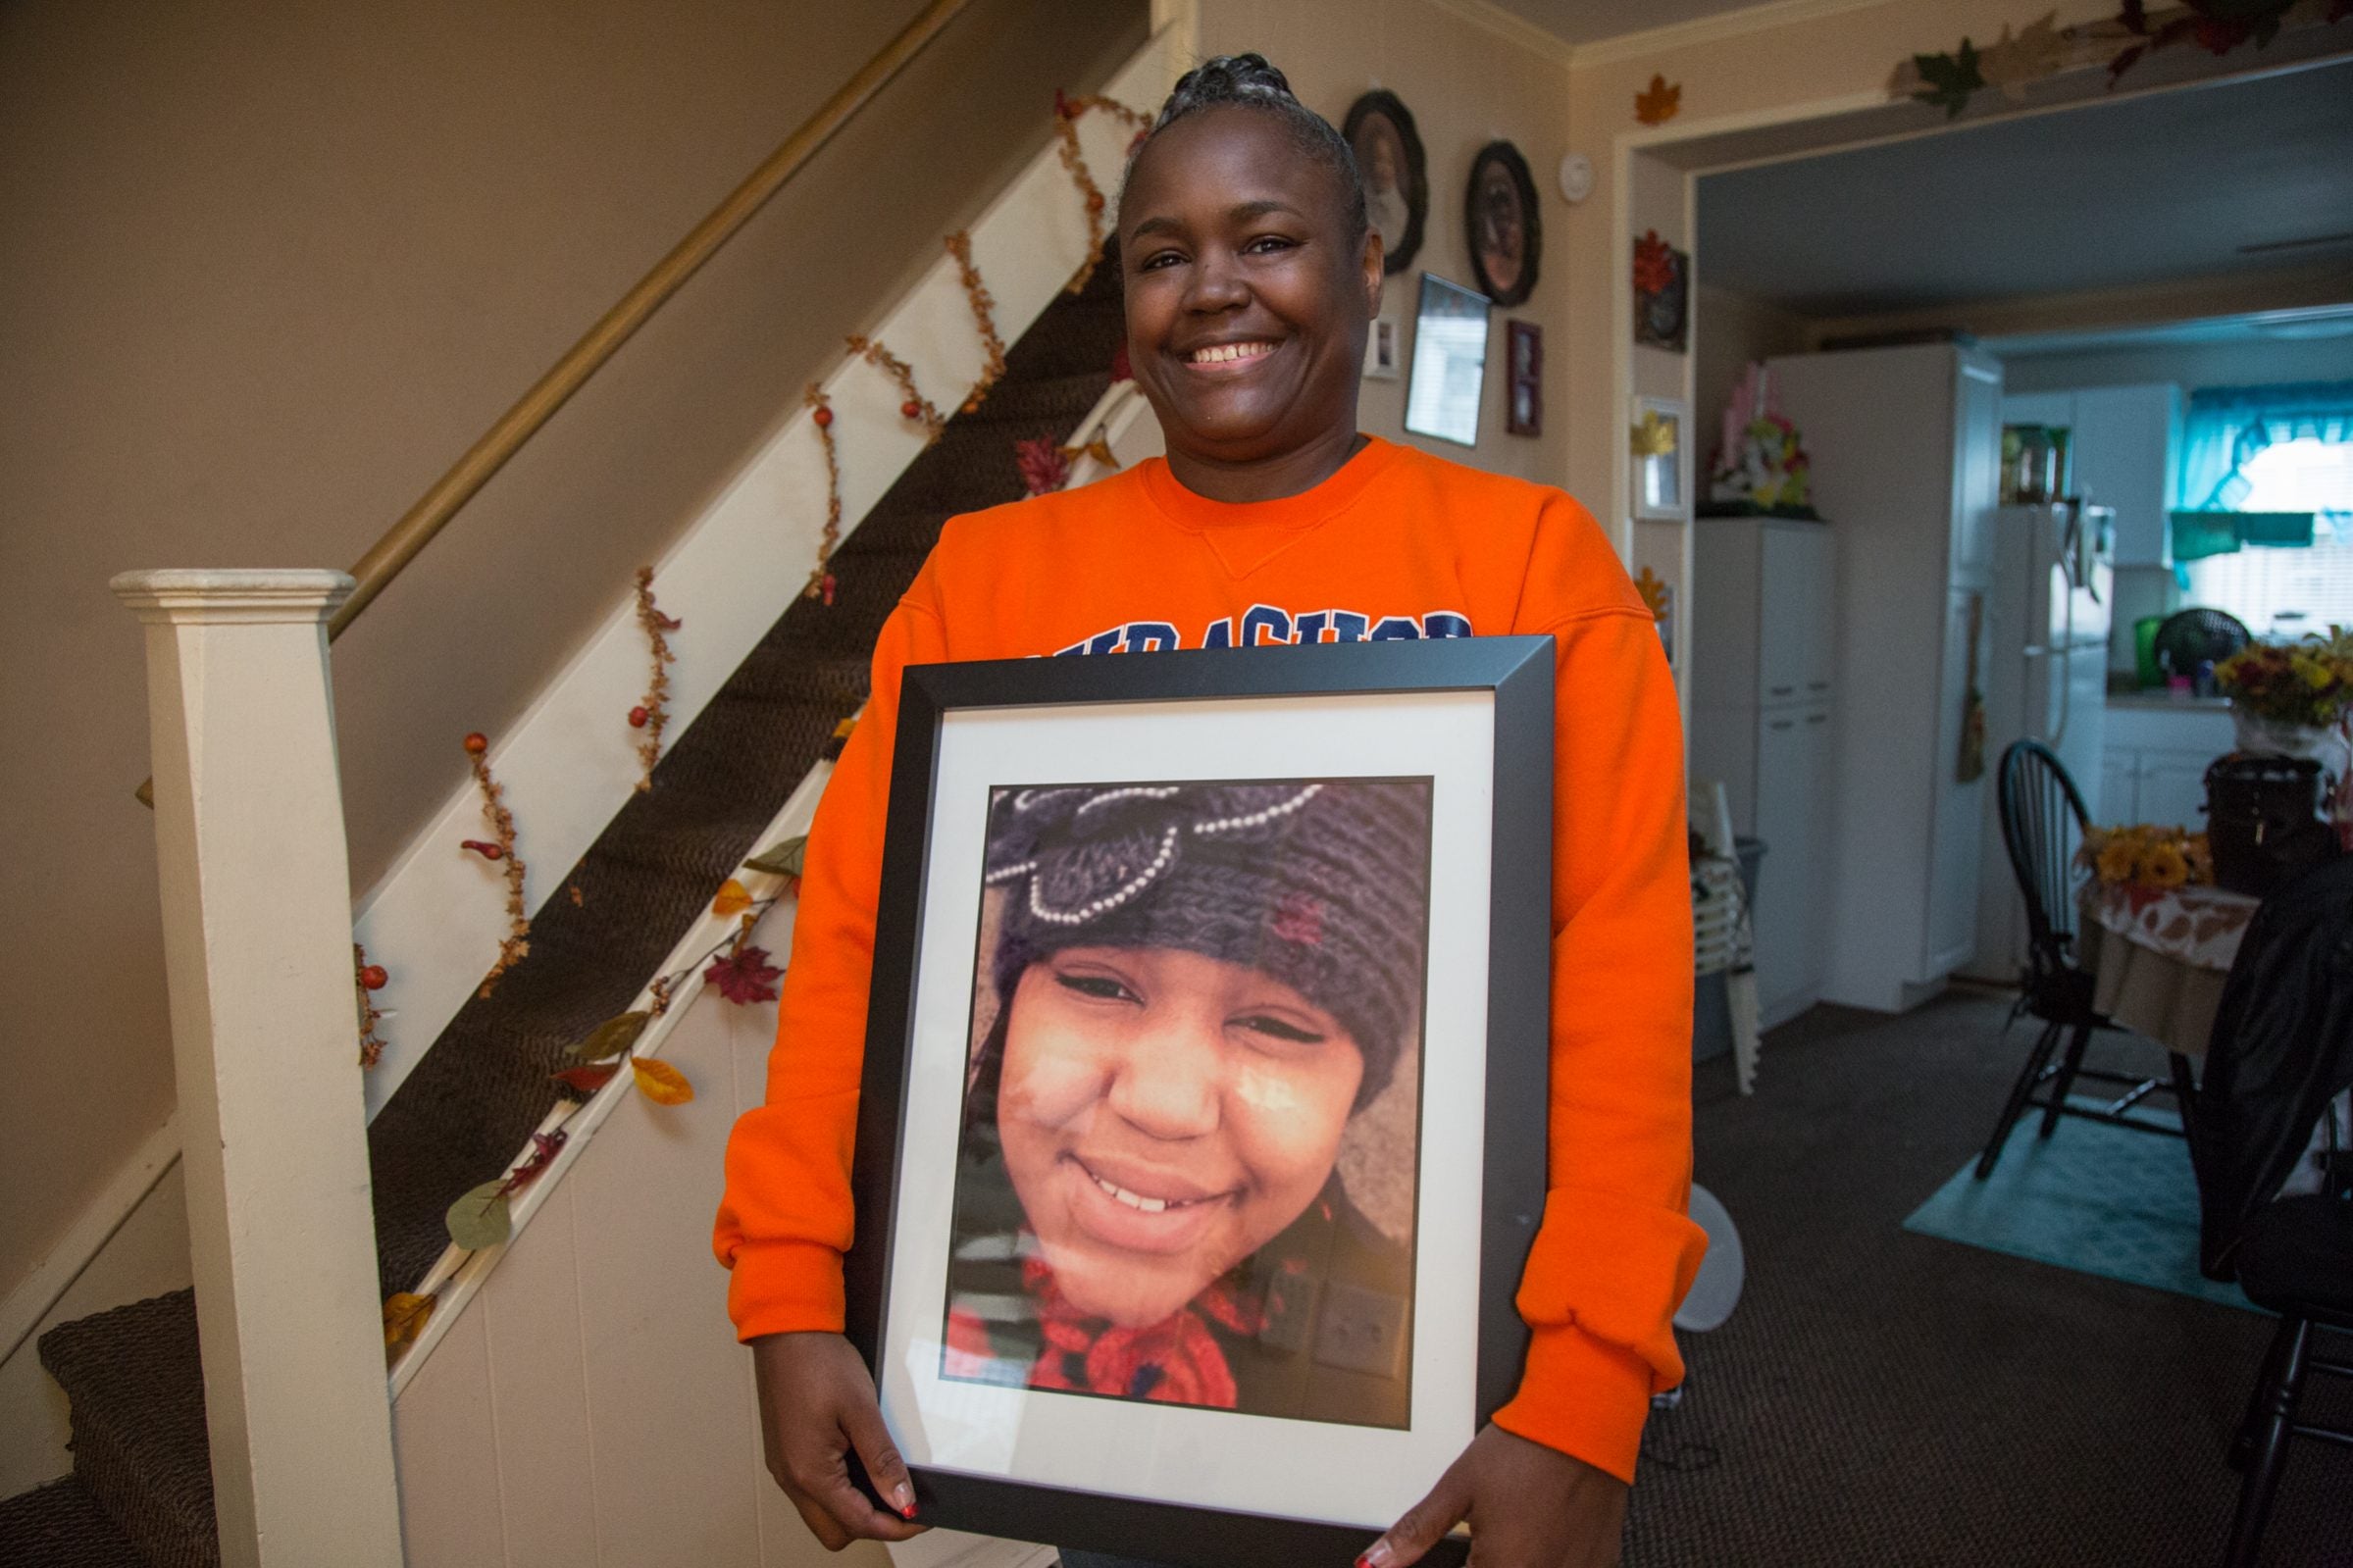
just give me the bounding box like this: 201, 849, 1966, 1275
2075, 879, 2264, 1057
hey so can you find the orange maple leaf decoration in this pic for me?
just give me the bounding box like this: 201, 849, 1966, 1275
1634, 73, 1681, 126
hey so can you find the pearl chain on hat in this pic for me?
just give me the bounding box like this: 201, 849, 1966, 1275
989, 783, 1324, 927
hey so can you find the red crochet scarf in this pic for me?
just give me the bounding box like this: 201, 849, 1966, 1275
948, 1252, 1266, 1408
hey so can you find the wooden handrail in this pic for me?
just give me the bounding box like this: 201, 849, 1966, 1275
137, 0, 973, 807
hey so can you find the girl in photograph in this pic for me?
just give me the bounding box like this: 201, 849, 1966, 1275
943, 780, 1431, 1430
716, 53, 1701, 1568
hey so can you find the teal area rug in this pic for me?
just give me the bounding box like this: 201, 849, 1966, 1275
1904, 1106, 2260, 1313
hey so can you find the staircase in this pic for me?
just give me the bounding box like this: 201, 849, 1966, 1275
0, 252, 1127, 1568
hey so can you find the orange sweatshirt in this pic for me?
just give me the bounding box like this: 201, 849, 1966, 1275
714, 436, 1704, 1483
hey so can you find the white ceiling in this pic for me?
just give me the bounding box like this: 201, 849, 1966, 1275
1485, 0, 1767, 46
1696, 59, 2353, 319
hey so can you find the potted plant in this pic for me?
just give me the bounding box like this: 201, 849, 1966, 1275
2215, 627, 2353, 840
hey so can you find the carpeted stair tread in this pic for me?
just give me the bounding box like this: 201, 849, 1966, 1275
364, 247, 1127, 1297
38, 1290, 216, 1568
959, 369, 1123, 427
0, 1477, 151, 1568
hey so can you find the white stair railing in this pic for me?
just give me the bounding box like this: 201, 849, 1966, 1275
113, 570, 402, 1568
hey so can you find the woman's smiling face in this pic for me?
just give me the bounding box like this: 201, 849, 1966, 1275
996, 945, 1365, 1328
1116, 105, 1382, 475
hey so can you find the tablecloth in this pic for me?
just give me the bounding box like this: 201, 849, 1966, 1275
2076, 882, 2262, 1056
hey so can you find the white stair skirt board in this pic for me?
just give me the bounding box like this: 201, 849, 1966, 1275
353, 25, 1186, 1119
388, 364, 1162, 1561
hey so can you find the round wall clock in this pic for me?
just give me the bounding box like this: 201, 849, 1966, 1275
1465, 140, 1541, 307
1342, 90, 1427, 276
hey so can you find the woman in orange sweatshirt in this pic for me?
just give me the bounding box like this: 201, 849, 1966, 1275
714, 54, 1703, 1568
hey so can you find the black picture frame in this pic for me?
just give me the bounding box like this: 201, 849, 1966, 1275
844, 639, 1556, 1568
1464, 141, 1540, 309
1343, 89, 1427, 277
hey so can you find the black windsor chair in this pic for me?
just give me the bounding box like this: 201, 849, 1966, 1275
1974, 739, 2197, 1180
2188, 855, 2353, 1568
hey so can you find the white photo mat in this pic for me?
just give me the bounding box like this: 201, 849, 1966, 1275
876, 688, 1498, 1530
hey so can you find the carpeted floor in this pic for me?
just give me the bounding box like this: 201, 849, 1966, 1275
1626, 990, 2353, 1567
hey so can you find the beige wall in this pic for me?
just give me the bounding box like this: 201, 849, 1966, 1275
0, 0, 1146, 1301
1694, 283, 1812, 472
1194, 0, 1576, 487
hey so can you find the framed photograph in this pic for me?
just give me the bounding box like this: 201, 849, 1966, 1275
1364, 316, 1402, 380
1632, 229, 1689, 353
1403, 275, 1491, 449
845, 640, 1555, 1568
1631, 395, 1689, 521
1505, 320, 1541, 437
1463, 142, 1540, 308
1343, 90, 1427, 277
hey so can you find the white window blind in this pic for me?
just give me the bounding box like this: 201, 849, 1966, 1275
2180, 436, 2353, 637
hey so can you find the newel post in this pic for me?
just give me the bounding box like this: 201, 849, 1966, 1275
112, 571, 403, 1568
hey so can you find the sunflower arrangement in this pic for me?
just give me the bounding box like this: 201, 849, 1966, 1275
2081, 824, 2214, 891
2215, 627, 2353, 730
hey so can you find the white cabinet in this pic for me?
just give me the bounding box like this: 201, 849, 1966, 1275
1998, 382, 2181, 566
1769, 342, 2003, 1013
1749, 702, 1834, 1025
2101, 700, 2236, 826
1693, 518, 1838, 1029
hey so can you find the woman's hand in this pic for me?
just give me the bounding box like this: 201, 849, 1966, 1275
751, 1331, 927, 1551
1363, 1425, 1626, 1568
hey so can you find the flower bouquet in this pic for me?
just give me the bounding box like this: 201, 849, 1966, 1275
2216, 627, 2353, 844
1700, 362, 1817, 519
2080, 823, 2213, 892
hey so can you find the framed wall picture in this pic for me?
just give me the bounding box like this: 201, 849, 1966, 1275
1505, 320, 1541, 437
1632, 229, 1689, 353
1364, 316, 1402, 380
845, 639, 1555, 1568
1403, 274, 1491, 449
1631, 395, 1690, 521
1342, 90, 1427, 276
1463, 142, 1540, 308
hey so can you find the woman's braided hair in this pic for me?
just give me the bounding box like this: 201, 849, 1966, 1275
1132, 53, 1368, 243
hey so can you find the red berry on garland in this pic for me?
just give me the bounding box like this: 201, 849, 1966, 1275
628, 705, 649, 729
900, 399, 923, 420
812, 405, 833, 429
360, 964, 388, 990
461, 838, 504, 861
463, 733, 488, 755
1085, 191, 1105, 214
821, 573, 838, 606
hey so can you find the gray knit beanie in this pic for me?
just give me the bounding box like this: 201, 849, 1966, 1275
983, 780, 1431, 1107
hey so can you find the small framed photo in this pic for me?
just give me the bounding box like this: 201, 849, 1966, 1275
1364, 317, 1402, 380
1505, 320, 1541, 437
845, 640, 1556, 1568
1632, 230, 1689, 354
1403, 274, 1491, 449
1631, 395, 1689, 521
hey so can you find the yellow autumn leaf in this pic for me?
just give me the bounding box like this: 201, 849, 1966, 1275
711, 879, 753, 918
384, 1291, 435, 1350
633, 1056, 694, 1106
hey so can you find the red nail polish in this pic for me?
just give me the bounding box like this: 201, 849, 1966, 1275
904, 1499, 920, 1520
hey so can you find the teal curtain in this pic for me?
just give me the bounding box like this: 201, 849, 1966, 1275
2177, 379, 2353, 511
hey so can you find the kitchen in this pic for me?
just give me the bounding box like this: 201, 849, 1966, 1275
1687, 55, 2353, 1027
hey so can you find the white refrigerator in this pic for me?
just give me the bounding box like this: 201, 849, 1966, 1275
1969, 501, 2115, 984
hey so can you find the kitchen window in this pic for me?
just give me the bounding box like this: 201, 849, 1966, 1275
2175, 383, 2353, 639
